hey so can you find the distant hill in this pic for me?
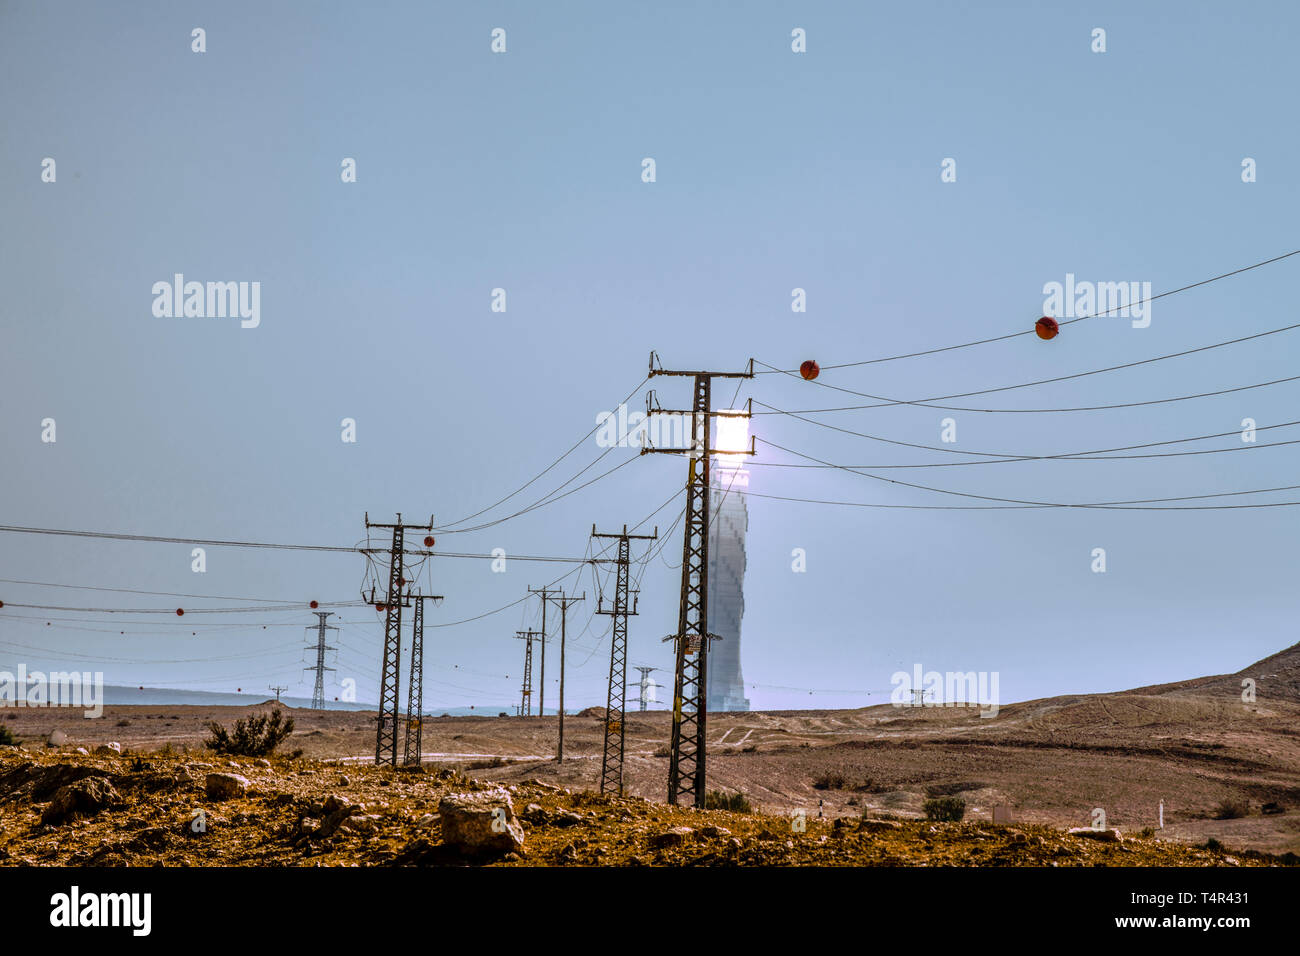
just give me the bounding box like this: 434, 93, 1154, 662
1123, 641, 1300, 703
102, 685, 511, 716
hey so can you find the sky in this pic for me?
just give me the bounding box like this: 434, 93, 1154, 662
1, 1, 1298, 714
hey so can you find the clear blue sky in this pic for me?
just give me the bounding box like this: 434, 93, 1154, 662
2, 1, 1297, 712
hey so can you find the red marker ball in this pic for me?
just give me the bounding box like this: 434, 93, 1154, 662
424, 536, 435, 548
800, 360, 820, 381
176, 608, 184, 616
1035, 316, 1059, 340
310, 600, 319, 609
0, 600, 4, 608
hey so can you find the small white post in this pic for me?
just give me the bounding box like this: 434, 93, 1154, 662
1158, 799, 1164, 829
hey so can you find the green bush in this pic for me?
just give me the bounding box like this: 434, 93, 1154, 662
704, 789, 752, 813
205, 708, 295, 757
923, 796, 966, 822
0, 724, 14, 746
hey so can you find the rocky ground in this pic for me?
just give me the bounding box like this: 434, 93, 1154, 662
0, 748, 1293, 867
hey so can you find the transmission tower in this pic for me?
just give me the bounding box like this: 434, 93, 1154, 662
364, 511, 432, 767
642, 352, 754, 806
544, 590, 585, 763
269, 685, 287, 703
404, 591, 443, 766
513, 629, 542, 715
593, 523, 657, 795
304, 611, 337, 710
527, 586, 560, 715
632, 666, 658, 711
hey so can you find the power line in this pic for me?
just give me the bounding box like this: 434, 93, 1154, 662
433, 375, 648, 530
755, 248, 1300, 374
752, 372, 1300, 416
757, 437, 1300, 509
755, 319, 1300, 409
747, 417, 1300, 468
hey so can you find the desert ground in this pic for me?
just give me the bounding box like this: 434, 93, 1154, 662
3, 642, 1298, 862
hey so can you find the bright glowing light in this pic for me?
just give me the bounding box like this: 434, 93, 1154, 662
715, 412, 749, 459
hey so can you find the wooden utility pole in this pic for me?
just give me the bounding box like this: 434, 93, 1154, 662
545, 590, 585, 763
528, 586, 560, 715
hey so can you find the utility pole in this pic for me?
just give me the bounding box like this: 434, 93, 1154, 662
642, 352, 754, 806
364, 511, 433, 767
592, 524, 657, 795
632, 666, 658, 711
513, 629, 542, 715
304, 611, 337, 710
404, 591, 443, 766
544, 590, 585, 763
269, 685, 287, 703
527, 586, 560, 715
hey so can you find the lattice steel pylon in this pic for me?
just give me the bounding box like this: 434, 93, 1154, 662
404, 592, 443, 766
514, 629, 541, 715
592, 524, 658, 795
642, 353, 753, 805
304, 611, 337, 710
364, 512, 432, 767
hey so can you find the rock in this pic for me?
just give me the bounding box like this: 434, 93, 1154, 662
314, 803, 359, 840
41, 777, 119, 825
414, 813, 437, 827
859, 819, 903, 834
558, 843, 579, 862
552, 810, 583, 827
46, 730, 69, 747
204, 773, 250, 801
93, 742, 121, 756
650, 826, 694, 848
74, 748, 88, 755
1068, 826, 1122, 842
339, 814, 381, 835
700, 825, 731, 838
438, 789, 525, 856
0, 761, 111, 802
254, 759, 271, 769
728, 837, 743, 851
323, 794, 351, 814
339, 775, 351, 786
392, 838, 435, 865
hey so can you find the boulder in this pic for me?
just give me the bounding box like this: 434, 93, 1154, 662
1068, 826, 1122, 842
438, 789, 525, 856
649, 826, 694, 848
93, 742, 121, 756
204, 772, 250, 801
46, 730, 69, 747
41, 777, 119, 824
0, 761, 111, 803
